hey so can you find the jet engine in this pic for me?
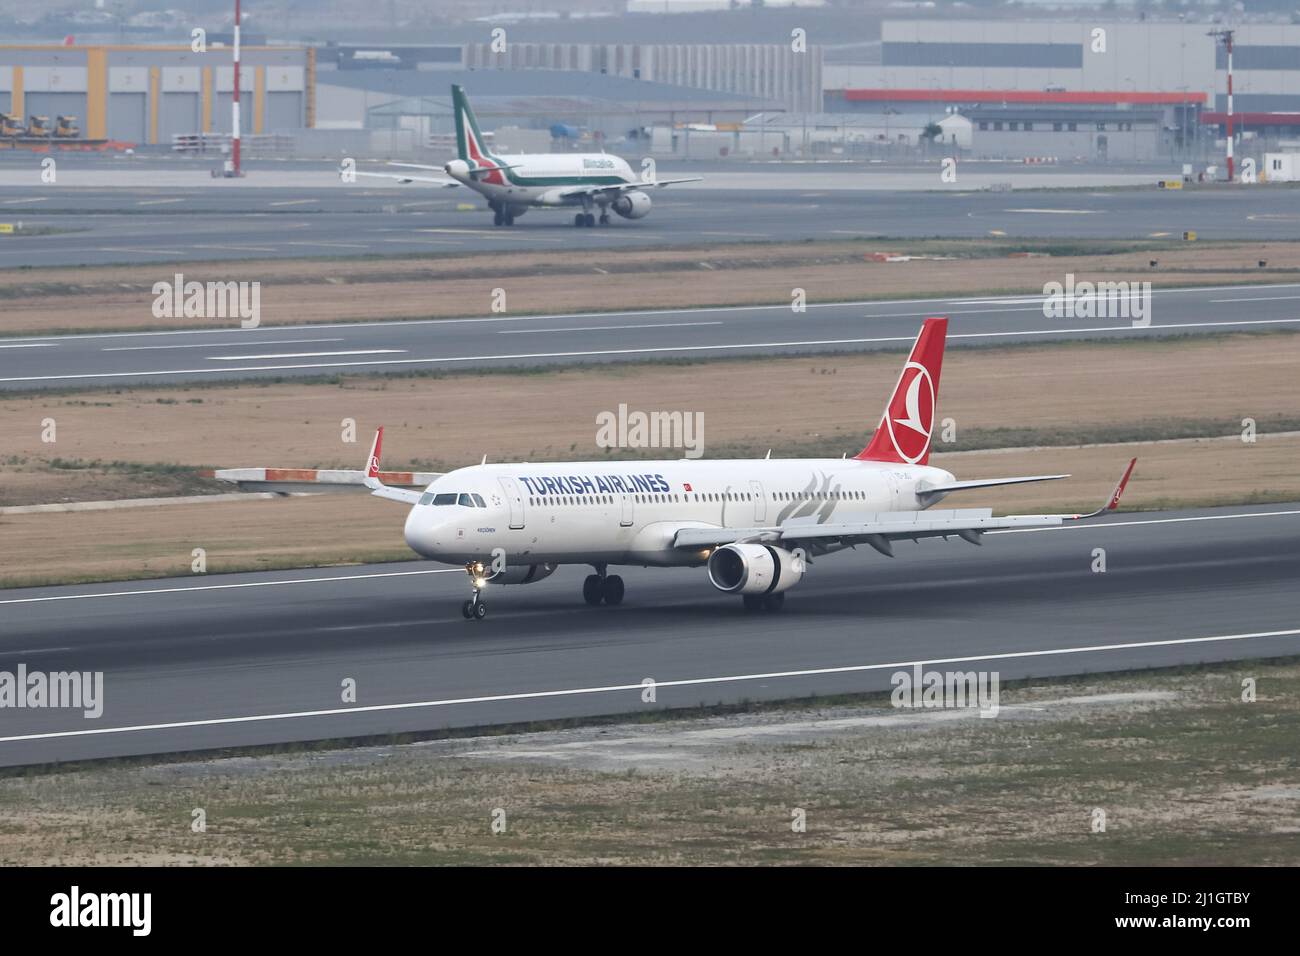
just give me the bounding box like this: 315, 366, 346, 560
612, 190, 652, 219
483, 562, 556, 585
707, 544, 804, 596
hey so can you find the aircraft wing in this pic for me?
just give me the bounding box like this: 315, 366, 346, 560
556, 176, 703, 198
673, 459, 1136, 553
350, 170, 461, 187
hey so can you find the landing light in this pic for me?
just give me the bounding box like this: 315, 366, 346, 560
473, 577, 486, 588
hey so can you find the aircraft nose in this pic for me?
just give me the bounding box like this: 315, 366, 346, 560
403, 507, 437, 556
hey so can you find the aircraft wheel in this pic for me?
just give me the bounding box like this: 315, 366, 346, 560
583, 574, 604, 606
473, 601, 488, 620
584, 213, 597, 227
742, 595, 763, 612
602, 574, 625, 606
599, 213, 610, 225
461, 599, 474, 619
493, 209, 504, 226
762, 593, 786, 612
574, 213, 585, 227
504, 212, 515, 226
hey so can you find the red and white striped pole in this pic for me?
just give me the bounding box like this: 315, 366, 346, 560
232, 0, 242, 176
1222, 32, 1232, 183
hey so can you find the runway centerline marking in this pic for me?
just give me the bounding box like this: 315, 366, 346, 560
7, 319, 1299, 383
2, 628, 1296, 745
1209, 295, 1300, 303
105, 338, 344, 352
0, 343, 55, 349
497, 321, 724, 334
206, 349, 407, 361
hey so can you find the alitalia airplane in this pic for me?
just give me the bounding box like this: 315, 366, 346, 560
343, 318, 1137, 620
350, 84, 701, 227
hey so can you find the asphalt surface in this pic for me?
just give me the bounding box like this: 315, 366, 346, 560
0, 161, 1298, 266
1, 502, 1297, 767
4, 282, 1299, 389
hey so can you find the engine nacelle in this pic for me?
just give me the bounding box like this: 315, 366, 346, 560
707, 544, 804, 596
485, 562, 556, 585
612, 190, 652, 219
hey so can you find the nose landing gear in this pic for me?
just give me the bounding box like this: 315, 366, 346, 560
461, 561, 489, 621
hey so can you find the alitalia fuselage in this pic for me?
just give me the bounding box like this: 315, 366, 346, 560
446, 152, 640, 209
403, 458, 956, 568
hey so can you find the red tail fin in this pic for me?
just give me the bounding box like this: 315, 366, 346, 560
855, 317, 948, 465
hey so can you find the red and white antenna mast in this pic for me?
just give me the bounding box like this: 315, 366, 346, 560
232, 0, 243, 178
1209, 28, 1235, 182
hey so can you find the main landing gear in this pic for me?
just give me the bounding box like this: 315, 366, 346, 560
573, 212, 597, 228
461, 561, 489, 621
492, 208, 515, 227
583, 566, 624, 606
742, 593, 786, 613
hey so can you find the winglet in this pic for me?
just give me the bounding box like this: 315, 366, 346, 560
1072, 458, 1137, 520
364, 427, 384, 486
361, 427, 424, 505
1108, 457, 1138, 511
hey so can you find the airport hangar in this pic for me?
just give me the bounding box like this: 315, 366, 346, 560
825, 19, 1300, 160
0, 43, 311, 146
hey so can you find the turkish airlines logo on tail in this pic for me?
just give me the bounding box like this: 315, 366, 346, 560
884, 362, 935, 464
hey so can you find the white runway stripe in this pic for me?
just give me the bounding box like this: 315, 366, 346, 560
2, 628, 1296, 745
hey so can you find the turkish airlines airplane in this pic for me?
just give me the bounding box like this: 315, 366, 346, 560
349, 318, 1137, 620
350, 84, 701, 227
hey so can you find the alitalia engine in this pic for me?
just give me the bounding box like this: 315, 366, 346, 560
707, 544, 804, 596
612, 190, 652, 219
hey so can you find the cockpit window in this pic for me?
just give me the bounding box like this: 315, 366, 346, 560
419, 492, 435, 505
457, 493, 474, 507
432, 493, 457, 505
471, 493, 486, 508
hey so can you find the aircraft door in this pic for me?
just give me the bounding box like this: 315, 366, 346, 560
620, 492, 634, 527
750, 480, 766, 522
498, 477, 525, 529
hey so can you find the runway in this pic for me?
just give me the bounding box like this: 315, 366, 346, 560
1, 163, 1299, 266
4, 282, 1299, 389
1, 502, 1297, 767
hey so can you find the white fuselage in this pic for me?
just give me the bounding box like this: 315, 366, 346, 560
403, 458, 955, 569
448, 153, 639, 209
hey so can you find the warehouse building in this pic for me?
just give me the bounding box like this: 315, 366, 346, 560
0, 44, 312, 145
826, 20, 1300, 157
